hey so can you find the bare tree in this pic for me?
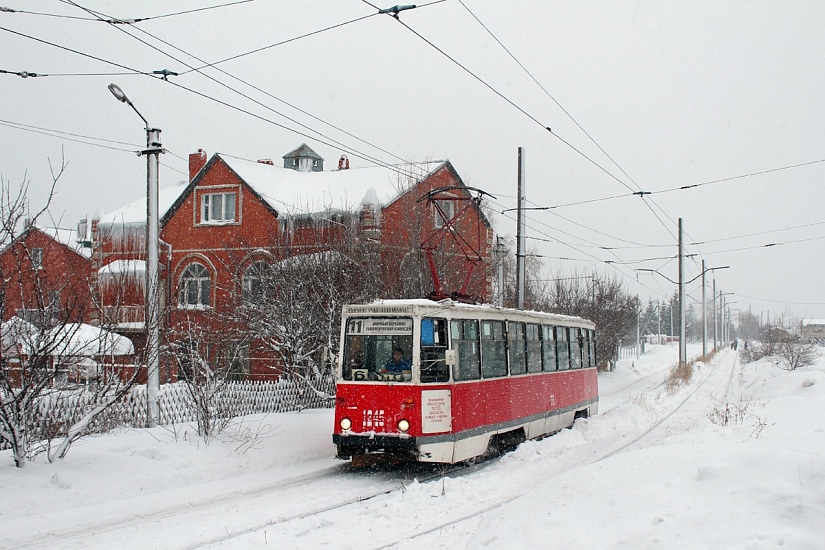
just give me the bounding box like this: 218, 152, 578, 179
0, 160, 141, 467
233, 223, 383, 396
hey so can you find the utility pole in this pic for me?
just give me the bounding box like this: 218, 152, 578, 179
713, 280, 717, 350
657, 300, 661, 345
678, 218, 686, 366
108, 83, 162, 427
636, 295, 640, 359
516, 147, 526, 310
702, 260, 707, 356
496, 236, 505, 307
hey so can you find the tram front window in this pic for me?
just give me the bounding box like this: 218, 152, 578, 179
342, 317, 413, 382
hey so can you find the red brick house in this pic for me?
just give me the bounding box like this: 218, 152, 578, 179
0, 224, 92, 327
94, 144, 494, 381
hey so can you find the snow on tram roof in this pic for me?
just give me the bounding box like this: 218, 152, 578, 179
344, 299, 595, 327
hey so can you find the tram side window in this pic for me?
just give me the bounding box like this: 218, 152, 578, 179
580, 330, 589, 368
542, 325, 557, 372
451, 319, 480, 381
526, 323, 542, 373
508, 321, 527, 375
421, 318, 450, 383
570, 327, 582, 369
480, 320, 507, 378
557, 326, 570, 371
589, 330, 597, 367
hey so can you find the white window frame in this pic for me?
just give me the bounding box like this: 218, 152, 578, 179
179, 263, 211, 309
242, 260, 271, 300
434, 200, 455, 229
201, 192, 236, 224
31, 247, 43, 270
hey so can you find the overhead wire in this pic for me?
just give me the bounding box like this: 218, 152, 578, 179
58, 0, 431, 176
4, 2, 422, 179
449, 0, 682, 242
4, 0, 256, 23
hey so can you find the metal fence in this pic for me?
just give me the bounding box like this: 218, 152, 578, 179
0, 376, 336, 450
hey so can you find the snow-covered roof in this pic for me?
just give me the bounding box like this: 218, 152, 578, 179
99, 259, 146, 276
1, 316, 39, 355
14, 225, 93, 259
98, 180, 189, 226
802, 319, 825, 326
282, 143, 323, 160
219, 154, 445, 217
48, 323, 134, 356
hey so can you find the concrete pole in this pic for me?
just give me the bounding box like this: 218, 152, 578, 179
713, 280, 718, 350
702, 260, 707, 356
678, 218, 686, 366
145, 127, 162, 427
516, 147, 526, 310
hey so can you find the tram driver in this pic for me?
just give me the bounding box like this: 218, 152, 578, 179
381, 347, 412, 379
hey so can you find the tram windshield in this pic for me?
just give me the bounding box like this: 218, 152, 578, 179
342, 317, 414, 382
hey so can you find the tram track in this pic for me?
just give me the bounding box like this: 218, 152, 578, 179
369, 349, 741, 549
12, 351, 741, 550
9, 463, 348, 549
192, 350, 741, 550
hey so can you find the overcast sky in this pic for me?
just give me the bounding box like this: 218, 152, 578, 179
2, 1, 824, 322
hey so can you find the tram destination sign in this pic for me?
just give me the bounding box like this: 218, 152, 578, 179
347, 318, 413, 335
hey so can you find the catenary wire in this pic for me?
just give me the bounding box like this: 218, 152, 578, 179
60, 0, 421, 172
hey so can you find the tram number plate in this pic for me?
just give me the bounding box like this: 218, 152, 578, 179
421, 390, 452, 434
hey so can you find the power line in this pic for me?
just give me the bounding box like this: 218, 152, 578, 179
504, 158, 825, 212
688, 220, 825, 247
0, 118, 142, 147
59, 0, 424, 174
20, 0, 258, 23
0, 120, 139, 153
733, 293, 825, 307
178, 12, 377, 74
690, 234, 825, 256
0, 25, 153, 75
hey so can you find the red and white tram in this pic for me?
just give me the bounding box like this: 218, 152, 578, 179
333, 299, 598, 464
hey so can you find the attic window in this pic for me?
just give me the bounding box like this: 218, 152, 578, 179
434, 200, 454, 229
31, 247, 43, 270
201, 192, 236, 224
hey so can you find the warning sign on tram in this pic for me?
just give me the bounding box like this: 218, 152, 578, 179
347, 318, 413, 335
421, 390, 452, 434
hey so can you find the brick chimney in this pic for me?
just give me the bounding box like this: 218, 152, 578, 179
338, 154, 350, 170
189, 149, 207, 181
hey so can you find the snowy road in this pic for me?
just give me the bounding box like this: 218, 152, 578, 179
8, 345, 792, 550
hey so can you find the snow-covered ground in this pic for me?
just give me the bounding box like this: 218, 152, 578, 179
2, 343, 824, 549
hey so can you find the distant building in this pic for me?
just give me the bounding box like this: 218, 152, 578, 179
0, 224, 92, 327
801, 319, 825, 341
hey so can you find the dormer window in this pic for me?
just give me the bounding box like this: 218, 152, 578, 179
201, 192, 236, 224
434, 200, 454, 228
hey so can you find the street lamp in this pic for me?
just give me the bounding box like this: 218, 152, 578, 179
108, 83, 162, 427
701, 263, 729, 356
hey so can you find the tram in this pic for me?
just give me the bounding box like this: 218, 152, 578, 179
332, 299, 598, 464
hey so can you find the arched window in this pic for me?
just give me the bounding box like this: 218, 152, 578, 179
242, 260, 271, 300
180, 263, 210, 308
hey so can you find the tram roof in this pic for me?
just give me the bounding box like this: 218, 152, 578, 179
343, 299, 595, 329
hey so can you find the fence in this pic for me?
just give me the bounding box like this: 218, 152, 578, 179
615, 341, 645, 361
0, 376, 336, 450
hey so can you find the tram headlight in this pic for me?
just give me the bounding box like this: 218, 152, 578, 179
340, 417, 352, 431
397, 419, 410, 433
